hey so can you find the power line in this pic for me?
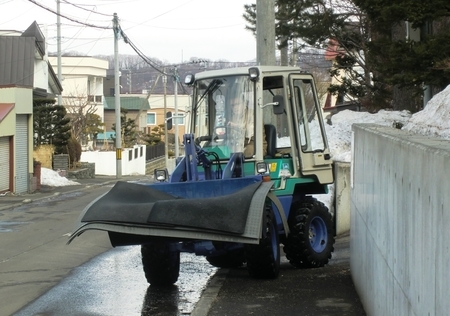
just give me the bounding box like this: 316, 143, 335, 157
118, 27, 167, 76
61, 0, 112, 17
27, 0, 112, 30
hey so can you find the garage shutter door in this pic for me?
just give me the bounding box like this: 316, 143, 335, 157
15, 115, 29, 194
0, 137, 10, 192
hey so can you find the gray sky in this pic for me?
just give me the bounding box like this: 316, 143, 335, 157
0, 0, 257, 64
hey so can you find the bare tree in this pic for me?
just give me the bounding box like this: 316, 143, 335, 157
63, 88, 104, 146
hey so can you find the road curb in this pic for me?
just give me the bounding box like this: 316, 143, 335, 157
191, 268, 229, 316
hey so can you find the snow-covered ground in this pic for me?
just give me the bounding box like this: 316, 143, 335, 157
42, 84, 450, 187
41, 167, 80, 187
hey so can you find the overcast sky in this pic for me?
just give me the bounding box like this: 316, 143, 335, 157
0, 0, 257, 64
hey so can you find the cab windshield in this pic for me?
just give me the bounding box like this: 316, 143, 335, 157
192, 75, 255, 159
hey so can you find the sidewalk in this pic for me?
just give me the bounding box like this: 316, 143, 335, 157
193, 233, 366, 316
0, 174, 152, 211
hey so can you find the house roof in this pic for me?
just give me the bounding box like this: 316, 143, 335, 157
22, 21, 45, 57
325, 39, 344, 61
0, 103, 14, 122
104, 96, 150, 111
0, 22, 62, 96
0, 36, 35, 87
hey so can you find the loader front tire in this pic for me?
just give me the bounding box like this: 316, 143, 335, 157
141, 243, 180, 286
245, 202, 280, 278
284, 197, 335, 268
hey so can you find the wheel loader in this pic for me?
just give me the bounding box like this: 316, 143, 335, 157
68, 66, 335, 286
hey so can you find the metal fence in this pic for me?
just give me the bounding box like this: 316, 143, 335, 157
146, 142, 165, 161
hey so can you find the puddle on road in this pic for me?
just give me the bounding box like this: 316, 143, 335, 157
15, 246, 218, 316
34, 191, 85, 204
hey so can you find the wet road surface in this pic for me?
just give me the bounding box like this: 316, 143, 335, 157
1, 183, 216, 316
14, 246, 217, 316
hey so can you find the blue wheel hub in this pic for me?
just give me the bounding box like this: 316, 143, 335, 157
309, 216, 328, 252
270, 222, 279, 259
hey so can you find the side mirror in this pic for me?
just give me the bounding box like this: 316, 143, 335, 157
166, 111, 173, 130
184, 74, 195, 85
273, 95, 284, 115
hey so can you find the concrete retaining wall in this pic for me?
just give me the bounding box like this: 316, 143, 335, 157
145, 157, 166, 175
68, 162, 95, 179
350, 124, 450, 316
334, 162, 351, 235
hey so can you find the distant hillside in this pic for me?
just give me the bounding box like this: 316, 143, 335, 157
95, 52, 331, 95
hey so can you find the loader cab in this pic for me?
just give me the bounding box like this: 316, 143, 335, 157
259, 71, 333, 184
185, 66, 333, 184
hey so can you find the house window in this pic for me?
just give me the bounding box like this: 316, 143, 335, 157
88, 95, 102, 103
147, 113, 156, 125
173, 116, 184, 125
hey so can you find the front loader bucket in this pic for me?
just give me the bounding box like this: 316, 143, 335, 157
68, 178, 274, 246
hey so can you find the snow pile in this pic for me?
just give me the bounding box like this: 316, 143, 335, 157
41, 168, 80, 187
324, 84, 450, 162
326, 109, 412, 162
402, 85, 450, 139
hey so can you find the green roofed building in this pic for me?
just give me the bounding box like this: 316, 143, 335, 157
103, 95, 150, 133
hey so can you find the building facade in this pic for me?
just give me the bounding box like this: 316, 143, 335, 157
0, 22, 62, 194
48, 56, 108, 122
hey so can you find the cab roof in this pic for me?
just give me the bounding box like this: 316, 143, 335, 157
193, 66, 304, 81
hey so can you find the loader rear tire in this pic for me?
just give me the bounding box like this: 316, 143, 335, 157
284, 197, 335, 268
244, 202, 280, 278
141, 243, 180, 286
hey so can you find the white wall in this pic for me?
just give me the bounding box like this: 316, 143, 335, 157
33, 58, 49, 91
81, 145, 146, 176
351, 124, 450, 316
334, 161, 351, 235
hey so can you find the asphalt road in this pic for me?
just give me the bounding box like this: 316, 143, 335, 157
1, 177, 366, 316
0, 185, 113, 316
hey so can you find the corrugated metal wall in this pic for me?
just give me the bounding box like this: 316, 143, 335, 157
15, 115, 29, 193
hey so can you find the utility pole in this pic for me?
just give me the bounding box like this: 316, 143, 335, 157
56, 0, 62, 106
292, 40, 298, 66
256, 0, 276, 66
163, 69, 169, 168
113, 13, 122, 178
173, 66, 180, 158
127, 71, 132, 93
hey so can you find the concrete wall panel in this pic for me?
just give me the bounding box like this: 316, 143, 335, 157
351, 124, 450, 316
334, 162, 351, 235
81, 145, 146, 176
